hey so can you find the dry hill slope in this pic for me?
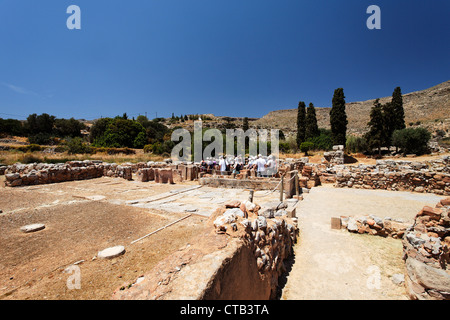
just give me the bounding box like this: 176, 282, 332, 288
253, 80, 450, 135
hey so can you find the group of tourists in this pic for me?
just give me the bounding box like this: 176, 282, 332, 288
199, 154, 278, 177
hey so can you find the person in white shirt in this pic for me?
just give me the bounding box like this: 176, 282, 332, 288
219, 156, 228, 175
256, 154, 266, 177
247, 156, 254, 170
265, 155, 276, 177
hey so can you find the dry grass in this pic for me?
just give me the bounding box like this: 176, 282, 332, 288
0, 150, 164, 166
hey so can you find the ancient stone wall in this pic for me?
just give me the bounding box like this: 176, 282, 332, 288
112, 201, 298, 300
4, 161, 135, 187
340, 215, 410, 239
199, 176, 281, 191
323, 145, 345, 164
333, 157, 450, 196
402, 198, 450, 300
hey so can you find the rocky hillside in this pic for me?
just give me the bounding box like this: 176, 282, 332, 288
253, 80, 450, 136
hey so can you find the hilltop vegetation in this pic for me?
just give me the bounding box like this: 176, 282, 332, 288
0, 81, 449, 160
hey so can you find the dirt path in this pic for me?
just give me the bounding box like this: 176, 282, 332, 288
280, 185, 445, 300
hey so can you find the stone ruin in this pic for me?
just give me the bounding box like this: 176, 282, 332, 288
4, 161, 131, 187
112, 198, 299, 300
3, 160, 184, 187
340, 215, 410, 239
323, 145, 345, 164
331, 156, 450, 196
336, 197, 450, 300
402, 197, 450, 300
3, 152, 450, 300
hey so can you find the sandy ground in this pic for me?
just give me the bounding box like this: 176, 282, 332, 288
1, 170, 448, 300
0, 175, 284, 300
280, 184, 446, 300
0, 177, 208, 300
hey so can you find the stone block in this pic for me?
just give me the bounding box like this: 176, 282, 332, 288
137, 169, 148, 182
331, 217, 342, 230
158, 169, 174, 184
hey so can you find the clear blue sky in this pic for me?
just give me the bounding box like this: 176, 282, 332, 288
0, 0, 449, 120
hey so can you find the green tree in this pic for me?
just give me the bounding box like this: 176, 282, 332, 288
330, 88, 348, 146
25, 113, 55, 135
243, 117, 249, 132
133, 131, 147, 149
300, 141, 314, 156
91, 118, 146, 148
66, 137, 92, 154
392, 128, 430, 155
54, 118, 85, 138
136, 115, 149, 125
306, 128, 333, 151
89, 118, 112, 143
0, 118, 24, 136
391, 87, 405, 131
346, 135, 368, 153
365, 99, 386, 155
305, 103, 319, 140
296, 101, 306, 148
381, 101, 396, 147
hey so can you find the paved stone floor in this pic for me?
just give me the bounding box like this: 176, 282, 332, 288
280, 185, 446, 300
125, 185, 288, 217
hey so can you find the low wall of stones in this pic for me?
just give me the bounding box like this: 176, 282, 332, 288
3, 161, 139, 187
323, 145, 345, 164
340, 215, 410, 239
402, 198, 450, 300
3, 160, 203, 187
333, 157, 450, 196
198, 169, 300, 199
112, 200, 298, 300
199, 176, 281, 191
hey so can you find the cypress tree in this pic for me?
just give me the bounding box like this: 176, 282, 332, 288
382, 101, 396, 147
296, 101, 306, 147
305, 103, 319, 140
391, 87, 405, 131
365, 99, 386, 155
243, 117, 249, 132
330, 88, 348, 146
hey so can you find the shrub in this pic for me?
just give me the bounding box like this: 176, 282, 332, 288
17, 144, 42, 153
143, 141, 175, 155
279, 141, 291, 153
91, 118, 147, 148
143, 144, 153, 153
28, 133, 53, 145
133, 131, 147, 149
20, 154, 41, 164
300, 141, 314, 155
66, 137, 92, 155
392, 128, 431, 155
306, 128, 333, 151
346, 135, 368, 153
